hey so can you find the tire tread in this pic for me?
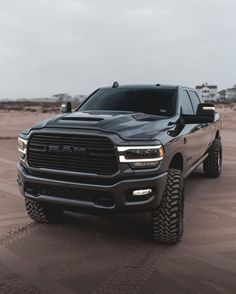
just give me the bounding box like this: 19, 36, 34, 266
203, 139, 222, 178
25, 198, 63, 223
152, 169, 184, 243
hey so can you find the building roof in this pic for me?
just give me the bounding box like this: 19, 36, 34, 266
196, 84, 217, 89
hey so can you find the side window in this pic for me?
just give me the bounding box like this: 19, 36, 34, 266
180, 90, 194, 115
189, 91, 201, 114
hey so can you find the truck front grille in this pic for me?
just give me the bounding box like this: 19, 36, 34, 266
27, 133, 118, 175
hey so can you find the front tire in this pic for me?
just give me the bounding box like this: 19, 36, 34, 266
152, 169, 184, 244
203, 139, 222, 178
25, 198, 63, 223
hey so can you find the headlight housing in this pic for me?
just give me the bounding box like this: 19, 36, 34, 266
117, 145, 164, 168
18, 137, 28, 161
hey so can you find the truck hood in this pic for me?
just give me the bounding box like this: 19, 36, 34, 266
30, 111, 173, 141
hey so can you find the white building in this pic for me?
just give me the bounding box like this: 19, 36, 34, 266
218, 85, 236, 101
196, 83, 218, 101
226, 85, 236, 100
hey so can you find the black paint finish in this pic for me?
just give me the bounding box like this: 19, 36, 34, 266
17, 84, 221, 212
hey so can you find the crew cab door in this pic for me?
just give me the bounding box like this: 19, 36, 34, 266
179, 89, 198, 170
188, 90, 213, 159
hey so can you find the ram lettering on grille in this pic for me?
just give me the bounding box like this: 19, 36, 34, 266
27, 133, 118, 175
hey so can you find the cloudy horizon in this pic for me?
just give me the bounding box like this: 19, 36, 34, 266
0, 0, 235, 99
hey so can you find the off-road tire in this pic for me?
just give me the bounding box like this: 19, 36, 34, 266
25, 198, 63, 223
203, 139, 222, 178
152, 169, 184, 243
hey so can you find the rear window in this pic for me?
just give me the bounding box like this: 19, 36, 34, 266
78, 88, 176, 116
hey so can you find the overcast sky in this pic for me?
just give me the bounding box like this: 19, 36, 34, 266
0, 0, 235, 98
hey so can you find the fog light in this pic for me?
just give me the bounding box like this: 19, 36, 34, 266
132, 189, 152, 196
131, 161, 160, 168
25, 183, 40, 197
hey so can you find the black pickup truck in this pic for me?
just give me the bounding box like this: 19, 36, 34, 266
17, 83, 222, 243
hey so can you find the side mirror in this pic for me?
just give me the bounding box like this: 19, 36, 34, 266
196, 103, 215, 117
61, 102, 72, 114
183, 103, 215, 124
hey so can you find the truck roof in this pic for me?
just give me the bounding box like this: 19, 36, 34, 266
102, 84, 179, 91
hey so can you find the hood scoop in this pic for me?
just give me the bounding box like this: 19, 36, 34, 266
62, 116, 104, 122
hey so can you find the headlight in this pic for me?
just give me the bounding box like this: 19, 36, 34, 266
117, 145, 164, 168
18, 137, 28, 160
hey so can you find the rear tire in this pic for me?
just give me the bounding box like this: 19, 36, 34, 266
25, 198, 63, 223
152, 169, 184, 244
203, 139, 222, 178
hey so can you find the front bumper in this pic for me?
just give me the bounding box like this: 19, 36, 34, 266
17, 164, 167, 213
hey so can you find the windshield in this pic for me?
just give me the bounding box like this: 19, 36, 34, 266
78, 88, 176, 116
